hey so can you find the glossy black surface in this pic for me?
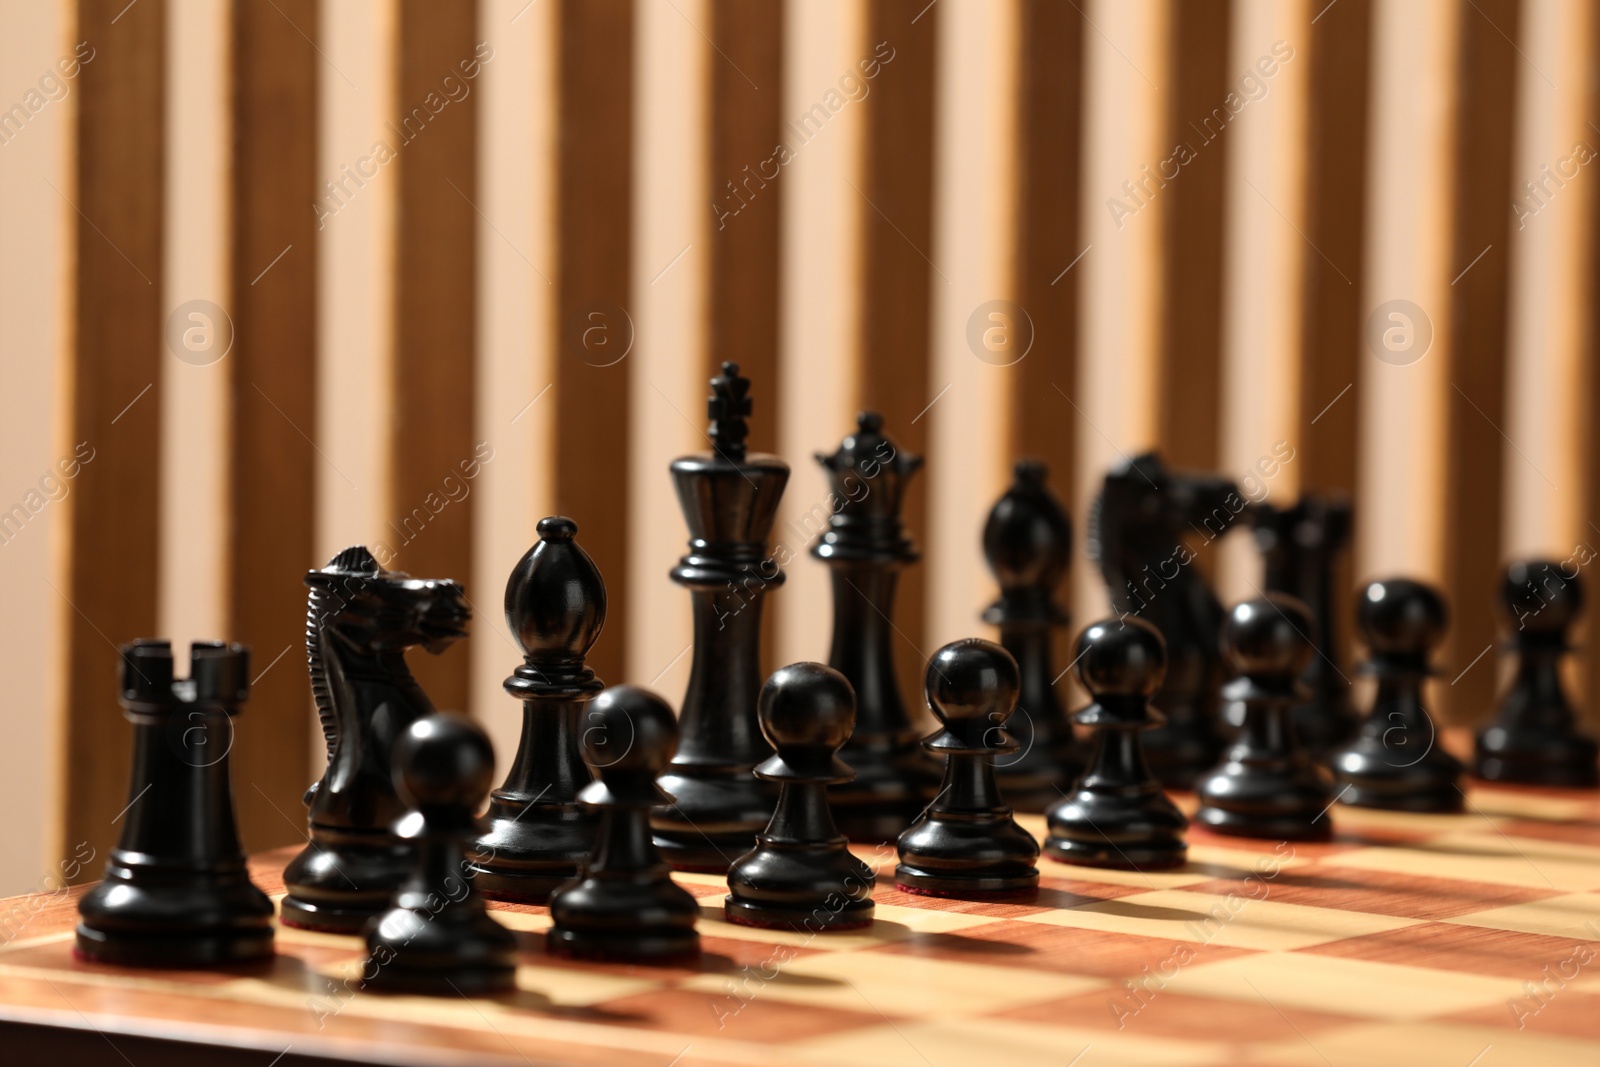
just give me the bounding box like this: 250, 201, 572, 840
727, 663, 876, 930
895, 640, 1040, 897
1088, 453, 1236, 788
1045, 618, 1188, 869
1196, 596, 1335, 840
1475, 561, 1598, 787
281, 547, 470, 933
469, 517, 606, 902
364, 714, 516, 994
982, 460, 1085, 811
653, 363, 789, 872
813, 412, 937, 841
1248, 496, 1356, 757
1332, 579, 1464, 812
77, 641, 275, 967
551, 686, 701, 962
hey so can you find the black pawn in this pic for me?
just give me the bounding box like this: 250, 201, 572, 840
1196, 596, 1335, 840
1249, 496, 1356, 757
654, 362, 789, 871
550, 686, 700, 962
1046, 618, 1188, 869
1332, 579, 1464, 812
365, 714, 516, 994
78, 641, 275, 966
470, 517, 606, 902
895, 639, 1039, 897
982, 460, 1085, 811
727, 663, 876, 931
814, 412, 938, 842
1475, 561, 1598, 787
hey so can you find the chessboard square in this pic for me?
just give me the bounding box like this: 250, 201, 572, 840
1462, 789, 1595, 821
1448, 892, 1600, 941
1301, 921, 1596, 979
678, 950, 1102, 1018
1181, 862, 1556, 920
999, 987, 1367, 1044
1251, 1020, 1600, 1067
1331, 804, 1503, 839
785, 1016, 1226, 1067
1333, 834, 1600, 891
868, 920, 1254, 979
592, 986, 886, 1042
1037, 841, 1307, 891
1171, 951, 1513, 1020
1444, 990, 1600, 1041
1014, 888, 1418, 950
691, 901, 997, 952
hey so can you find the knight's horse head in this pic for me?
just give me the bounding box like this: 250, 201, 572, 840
306, 546, 470, 659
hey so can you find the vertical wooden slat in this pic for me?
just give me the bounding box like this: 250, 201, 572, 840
627, 0, 705, 698
227, 0, 319, 846
1217, 0, 1311, 605
1157, 0, 1229, 473
1, 0, 71, 891
1010, 0, 1081, 675
551, 0, 633, 689
1356, 0, 1460, 583
774, 0, 867, 671
474, 0, 553, 757
1072, 0, 1170, 628
386, 0, 480, 712
849, 0, 936, 705
1500, 0, 1595, 719
925, 0, 1022, 648
1441, 0, 1519, 722
58, 0, 166, 872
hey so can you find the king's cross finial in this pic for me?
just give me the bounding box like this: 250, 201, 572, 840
708, 361, 751, 461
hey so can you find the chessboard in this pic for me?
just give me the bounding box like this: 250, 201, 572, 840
4, 780, 1600, 1067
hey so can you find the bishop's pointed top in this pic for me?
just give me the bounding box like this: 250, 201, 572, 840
503, 516, 606, 693
708, 361, 752, 462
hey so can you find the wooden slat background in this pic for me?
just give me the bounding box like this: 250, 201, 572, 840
0, 0, 1595, 891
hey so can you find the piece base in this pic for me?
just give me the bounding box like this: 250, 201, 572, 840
892, 866, 1039, 898
1043, 839, 1187, 870
466, 867, 576, 906
74, 926, 275, 968
1336, 785, 1464, 814
1474, 750, 1599, 789
723, 897, 874, 932
546, 928, 700, 964
1194, 805, 1333, 842
278, 897, 381, 935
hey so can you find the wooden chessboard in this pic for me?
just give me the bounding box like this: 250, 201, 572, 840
3, 785, 1600, 1067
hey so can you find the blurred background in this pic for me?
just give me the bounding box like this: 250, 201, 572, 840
0, 0, 1594, 895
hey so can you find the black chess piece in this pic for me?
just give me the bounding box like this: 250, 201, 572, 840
813, 412, 937, 841
653, 363, 789, 872
1088, 453, 1237, 788
727, 663, 876, 930
77, 641, 275, 966
1475, 561, 1599, 787
1249, 495, 1356, 756
550, 686, 701, 961
364, 714, 517, 995
895, 639, 1040, 897
282, 547, 471, 932
1332, 579, 1464, 812
982, 460, 1085, 811
1196, 595, 1335, 840
469, 517, 605, 902
1045, 617, 1188, 869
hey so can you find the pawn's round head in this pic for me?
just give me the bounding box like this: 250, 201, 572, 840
759, 662, 856, 753
1501, 560, 1583, 638
925, 638, 1019, 726
1072, 616, 1167, 698
1358, 579, 1447, 657
1222, 595, 1315, 679
393, 713, 496, 813
581, 684, 678, 777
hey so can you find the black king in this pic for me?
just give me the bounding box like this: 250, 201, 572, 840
652, 362, 791, 872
